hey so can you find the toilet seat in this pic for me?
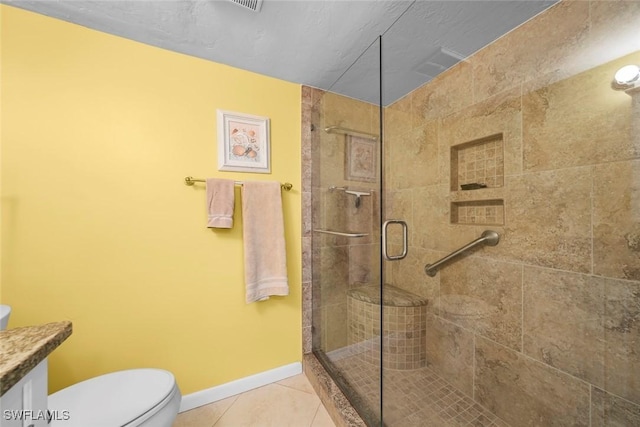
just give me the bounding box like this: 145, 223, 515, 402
49, 368, 180, 427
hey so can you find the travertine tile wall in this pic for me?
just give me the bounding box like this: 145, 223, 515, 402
384, 1, 640, 426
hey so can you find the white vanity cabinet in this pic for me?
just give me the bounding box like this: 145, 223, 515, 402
0, 360, 48, 427
0, 322, 72, 427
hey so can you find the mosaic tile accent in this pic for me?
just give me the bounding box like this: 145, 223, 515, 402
451, 200, 504, 225
451, 134, 504, 191
331, 352, 510, 427
347, 285, 427, 370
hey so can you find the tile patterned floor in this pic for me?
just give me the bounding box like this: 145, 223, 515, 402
172, 374, 336, 427
332, 353, 510, 427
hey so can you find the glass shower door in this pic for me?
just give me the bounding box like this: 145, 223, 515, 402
380, 1, 640, 426
310, 37, 385, 425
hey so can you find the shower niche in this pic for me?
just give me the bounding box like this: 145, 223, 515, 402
450, 133, 505, 225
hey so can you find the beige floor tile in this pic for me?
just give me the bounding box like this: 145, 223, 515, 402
173, 395, 237, 427
277, 373, 316, 394
214, 383, 321, 427
311, 404, 336, 427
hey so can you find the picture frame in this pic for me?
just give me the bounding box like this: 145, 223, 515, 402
345, 135, 377, 182
217, 110, 270, 173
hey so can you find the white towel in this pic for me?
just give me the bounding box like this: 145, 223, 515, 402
241, 181, 289, 303
206, 178, 235, 228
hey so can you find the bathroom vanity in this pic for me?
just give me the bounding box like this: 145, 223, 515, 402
0, 322, 72, 427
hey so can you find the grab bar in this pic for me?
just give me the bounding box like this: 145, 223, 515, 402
424, 230, 500, 277
313, 229, 369, 238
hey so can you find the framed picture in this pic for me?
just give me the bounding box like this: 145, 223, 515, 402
345, 135, 377, 182
217, 110, 270, 173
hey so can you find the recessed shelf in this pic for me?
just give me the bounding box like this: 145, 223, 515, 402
451, 199, 504, 225
451, 133, 504, 192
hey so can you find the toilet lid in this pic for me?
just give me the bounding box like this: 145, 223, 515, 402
49, 368, 176, 427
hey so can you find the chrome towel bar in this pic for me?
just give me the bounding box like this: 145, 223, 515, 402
184, 176, 293, 191
424, 230, 500, 277
324, 125, 379, 141
313, 229, 368, 238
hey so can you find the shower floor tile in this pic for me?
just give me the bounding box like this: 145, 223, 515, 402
332, 353, 510, 427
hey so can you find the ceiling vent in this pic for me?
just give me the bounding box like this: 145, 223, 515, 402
415, 47, 465, 78
228, 0, 263, 12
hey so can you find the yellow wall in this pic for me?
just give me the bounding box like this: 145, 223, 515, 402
0, 5, 302, 394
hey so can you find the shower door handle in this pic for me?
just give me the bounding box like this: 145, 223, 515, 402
382, 220, 408, 261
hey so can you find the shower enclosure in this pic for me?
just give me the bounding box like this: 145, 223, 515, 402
306, 1, 640, 426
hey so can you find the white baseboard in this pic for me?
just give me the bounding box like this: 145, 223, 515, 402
179, 362, 303, 412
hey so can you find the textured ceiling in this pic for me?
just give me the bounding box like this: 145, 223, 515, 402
5, 0, 556, 104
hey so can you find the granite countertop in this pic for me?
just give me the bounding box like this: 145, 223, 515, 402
0, 321, 72, 397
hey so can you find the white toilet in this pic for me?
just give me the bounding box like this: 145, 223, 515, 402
0, 304, 11, 330
0, 307, 179, 426
48, 368, 181, 427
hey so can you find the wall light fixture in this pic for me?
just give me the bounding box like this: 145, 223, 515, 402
612, 64, 640, 92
